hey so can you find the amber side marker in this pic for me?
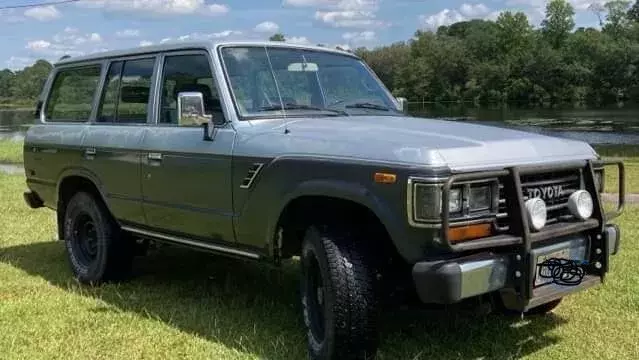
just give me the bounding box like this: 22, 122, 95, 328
448, 223, 492, 243
374, 172, 397, 184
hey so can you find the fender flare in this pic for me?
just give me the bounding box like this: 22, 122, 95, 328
55, 167, 116, 219
265, 178, 406, 255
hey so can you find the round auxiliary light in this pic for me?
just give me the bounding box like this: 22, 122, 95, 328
567, 190, 594, 220
525, 198, 547, 231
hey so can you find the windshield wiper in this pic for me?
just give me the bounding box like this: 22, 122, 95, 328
344, 102, 390, 111
259, 103, 348, 116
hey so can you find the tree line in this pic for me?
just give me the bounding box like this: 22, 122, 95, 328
2, 0, 639, 108
354, 0, 639, 106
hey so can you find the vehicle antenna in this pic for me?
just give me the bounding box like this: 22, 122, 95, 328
264, 46, 289, 134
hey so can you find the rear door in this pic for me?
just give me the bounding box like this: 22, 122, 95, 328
140, 50, 236, 243
81, 56, 158, 225
24, 64, 102, 207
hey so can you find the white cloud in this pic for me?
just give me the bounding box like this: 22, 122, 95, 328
208, 3, 230, 15
24, 5, 61, 21
287, 36, 311, 45
420, 9, 465, 29
283, 0, 331, 6
25, 28, 105, 61
6, 56, 36, 70
26, 40, 52, 50
420, 3, 493, 30
459, 3, 490, 17
166, 30, 243, 43
77, 0, 230, 16
116, 29, 141, 38
254, 21, 280, 33
284, 0, 377, 11
140, 40, 154, 46
285, 0, 383, 29
315, 10, 385, 28
53, 29, 103, 45
342, 30, 375, 43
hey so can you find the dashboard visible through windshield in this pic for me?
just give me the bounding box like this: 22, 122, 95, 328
219, 45, 401, 119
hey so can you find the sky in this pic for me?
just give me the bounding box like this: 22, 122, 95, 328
0, 0, 609, 71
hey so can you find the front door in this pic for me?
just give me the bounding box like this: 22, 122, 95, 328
140, 51, 236, 243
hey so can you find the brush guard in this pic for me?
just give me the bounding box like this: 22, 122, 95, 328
431, 159, 626, 311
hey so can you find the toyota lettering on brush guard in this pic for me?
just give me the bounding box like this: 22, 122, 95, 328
22, 41, 625, 360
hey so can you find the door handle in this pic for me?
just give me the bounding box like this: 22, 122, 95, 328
84, 148, 96, 159
147, 152, 163, 162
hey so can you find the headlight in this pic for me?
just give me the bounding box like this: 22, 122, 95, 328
469, 185, 491, 211
449, 188, 462, 213
413, 184, 440, 221
413, 184, 463, 221
410, 179, 495, 224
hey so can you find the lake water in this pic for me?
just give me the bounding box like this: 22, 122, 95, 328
2, 106, 639, 144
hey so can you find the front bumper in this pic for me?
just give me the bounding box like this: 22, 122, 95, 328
412, 224, 620, 310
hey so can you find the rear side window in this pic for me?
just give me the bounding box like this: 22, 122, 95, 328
45, 65, 101, 122
98, 58, 155, 123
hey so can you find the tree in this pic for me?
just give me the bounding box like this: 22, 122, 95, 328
495, 11, 533, 55
269, 33, 286, 42
603, 0, 632, 38
10, 60, 52, 100
0, 69, 14, 98
628, 1, 639, 21
541, 0, 575, 48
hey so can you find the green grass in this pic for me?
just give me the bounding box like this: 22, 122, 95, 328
1, 172, 639, 359
0, 139, 23, 164
593, 145, 639, 194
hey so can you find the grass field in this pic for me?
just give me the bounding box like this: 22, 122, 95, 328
0, 139, 23, 164
1, 172, 638, 359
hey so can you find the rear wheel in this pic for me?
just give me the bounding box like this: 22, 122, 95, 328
63, 191, 133, 284
300, 225, 380, 360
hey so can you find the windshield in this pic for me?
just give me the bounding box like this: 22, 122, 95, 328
219, 46, 401, 119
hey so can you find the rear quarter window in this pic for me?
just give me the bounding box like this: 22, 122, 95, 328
45, 65, 102, 122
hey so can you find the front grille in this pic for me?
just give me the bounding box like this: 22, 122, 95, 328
497, 169, 583, 231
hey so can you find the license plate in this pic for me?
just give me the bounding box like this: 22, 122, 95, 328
534, 248, 571, 287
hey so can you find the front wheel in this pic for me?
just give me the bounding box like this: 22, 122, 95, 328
300, 225, 380, 360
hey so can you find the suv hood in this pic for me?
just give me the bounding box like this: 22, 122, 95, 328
243, 115, 597, 171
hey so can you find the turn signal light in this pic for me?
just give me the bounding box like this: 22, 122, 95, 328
374, 172, 397, 184
448, 223, 492, 243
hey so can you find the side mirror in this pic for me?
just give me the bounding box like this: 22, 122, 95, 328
177, 91, 216, 141
396, 97, 408, 114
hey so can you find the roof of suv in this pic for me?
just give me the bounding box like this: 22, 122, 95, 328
55, 40, 359, 66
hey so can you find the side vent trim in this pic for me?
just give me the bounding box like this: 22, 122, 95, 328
240, 163, 264, 189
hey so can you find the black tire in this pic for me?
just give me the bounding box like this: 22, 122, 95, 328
62, 191, 133, 284
300, 225, 380, 360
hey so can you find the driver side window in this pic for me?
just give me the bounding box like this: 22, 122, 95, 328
159, 53, 223, 125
